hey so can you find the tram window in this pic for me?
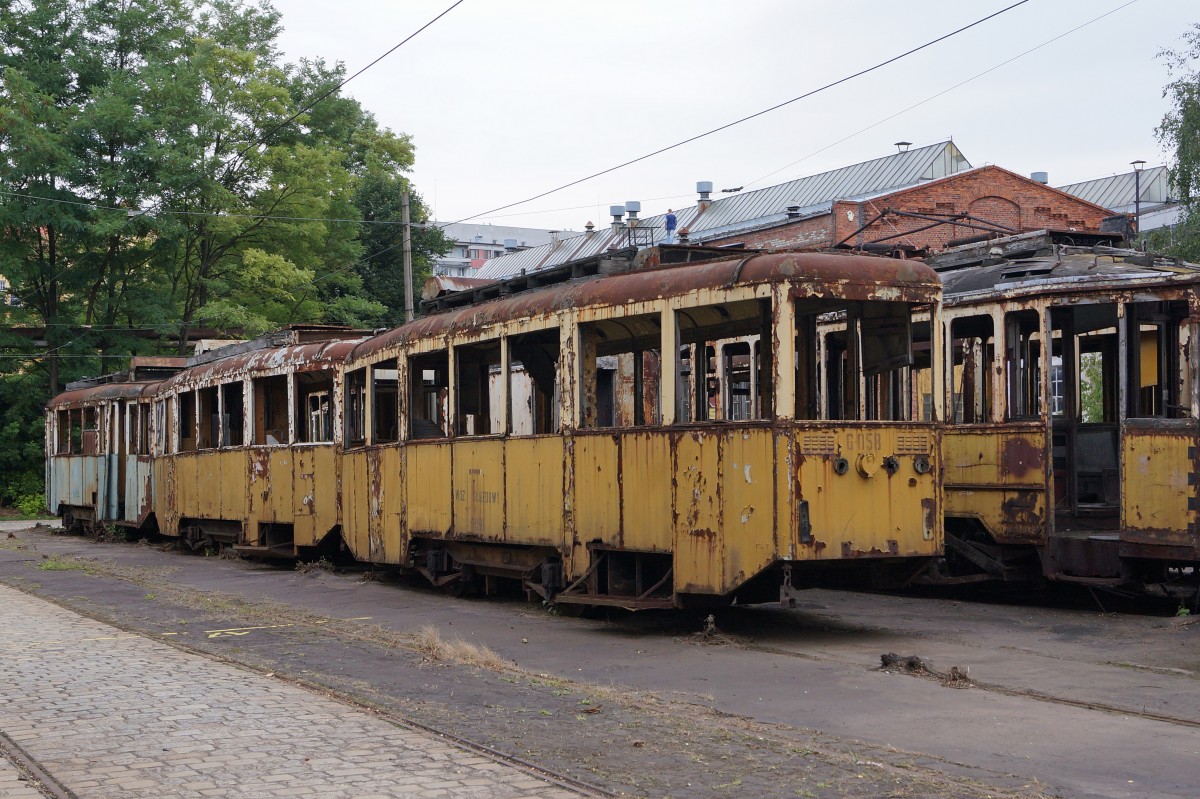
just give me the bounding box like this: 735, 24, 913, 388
295, 372, 333, 443
1005, 310, 1042, 420
156, 399, 168, 454
252, 375, 289, 445
344, 368, 368, 446
862, 302, 913, 421
196, 387, 218, 449
675, 299, 771, 423
795, 312, 819, 420
579, 313, 662, 428
114, 403, 127, 456
55, 410, 70, 454
372, 359, 399, 443
1125, 301, 1188, 418
135, 403, 151, 455
455, 343, 501, 436
79, 407, 98, 455
509, 328, 560, 435
911, 318, 934, 422
409, 352, 449, 439
221, 382, 244, 447
178, 392, 197, 452
949, 315, 995, 424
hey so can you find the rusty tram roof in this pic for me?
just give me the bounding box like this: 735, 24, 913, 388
356, 250, 940, 360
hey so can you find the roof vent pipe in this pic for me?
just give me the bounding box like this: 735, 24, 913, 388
503, 238, 518, 250
894, 141, 912, 153
696, 180, 713, 212
609, 205, 626, 231
786, 205, 801, 219
584, 221, 595, 234
1031, 171, 1049, 184
625, 200, 641, 226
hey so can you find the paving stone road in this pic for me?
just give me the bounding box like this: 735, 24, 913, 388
0, 584, 585, 799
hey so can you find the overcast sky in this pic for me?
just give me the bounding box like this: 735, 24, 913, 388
270, 0, 1196, 232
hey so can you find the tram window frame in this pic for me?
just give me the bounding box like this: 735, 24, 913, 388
113, 402, 127, 457
1005, 310, 1043, 421
372, 359, 400, 444
177, 391, 197, 452
910, 317, 934, 422
509, 328, 560, 436
55, 410, 70, 454
252, 375, 289, 446
135, 402, 152, 456
196, 386, 219, 449
409, 351, 449, 440
79, 406, 99, 455
948, 314, 996, 424
1125, 300, 1189, 419
454, 342, 502, 436
344, 367, 368, 447
579, 313, 662, 429
220, 382, 245, 447
861, 302, 913, 422
295, 372, 334, 443
674, 298, 772, 424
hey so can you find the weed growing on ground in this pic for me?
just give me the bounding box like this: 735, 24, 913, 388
1177, 604, 1192, 617
37, 554, 89, 572
412, 624, 507, 671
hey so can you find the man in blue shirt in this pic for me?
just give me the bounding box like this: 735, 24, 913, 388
664, 209, 678, 244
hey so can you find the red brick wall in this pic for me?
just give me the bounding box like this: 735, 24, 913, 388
707, 165, 1113, 253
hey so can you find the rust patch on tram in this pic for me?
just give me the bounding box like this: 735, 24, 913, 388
1001, 435, 1043, 478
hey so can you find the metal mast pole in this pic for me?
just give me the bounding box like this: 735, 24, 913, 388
402, 190, 414, 323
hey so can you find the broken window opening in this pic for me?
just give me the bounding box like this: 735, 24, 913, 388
178, 391, 197, 452
455, 343, 501, 436
509, 329, 560, 435
252, 375, 289, 446
113, 403, 126, 456
1125, 300, 1189, 418
409, 352, 449, 440
861, 302, 914, 421
372, 359, 399, 443
135, 402, 151, 456
196, 387, 218, 449
345, 368, 368, 447
949, 314, 995, 424
80, 406, 99, 455
1005, 310, 1043, 420
579, 313, 662, 428
911, 317, 934, 422
295, 372, 334, 443
221, 382, 245, 447
675, 299, 772, 423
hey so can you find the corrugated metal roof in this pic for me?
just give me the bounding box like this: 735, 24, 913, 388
1057, 166, 1172, 213
473, 141, 970, 281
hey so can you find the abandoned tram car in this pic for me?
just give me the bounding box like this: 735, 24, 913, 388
927, 232, 1200, 593
45, 248, 945, 608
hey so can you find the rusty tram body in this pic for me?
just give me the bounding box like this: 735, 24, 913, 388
928, 232, 1200, 591
44, 248, 944, 609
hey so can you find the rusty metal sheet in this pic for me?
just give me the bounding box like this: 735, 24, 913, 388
504, 437, 565, 546
718, 429, 777, 588
294, 446, 340, 549
376, 446, 404, 563
942, 426, 1047, 544
619, 432, 674, 553
341, 450, 371, 559
1122, 426, 1195, 548
571, 433, 621, 545
48, 381, 160, 409
796, 424, 941, 560
451, 439, 505, 541
673, 430, 724, 593
405, 442, 452, 536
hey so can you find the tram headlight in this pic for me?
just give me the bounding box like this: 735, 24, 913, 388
913, 455, 932, 475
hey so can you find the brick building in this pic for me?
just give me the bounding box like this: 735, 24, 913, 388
705, 165, 1115, 253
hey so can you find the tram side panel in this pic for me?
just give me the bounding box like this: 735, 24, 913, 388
942, 424, 1048, 545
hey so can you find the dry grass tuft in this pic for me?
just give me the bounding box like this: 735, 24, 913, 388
413, 624, 507, 671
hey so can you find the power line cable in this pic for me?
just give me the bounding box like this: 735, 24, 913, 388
740, 0, 1140, 191
443, 0, 1032, 227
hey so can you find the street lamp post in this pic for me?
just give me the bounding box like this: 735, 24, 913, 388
1130, 160, 1146, 244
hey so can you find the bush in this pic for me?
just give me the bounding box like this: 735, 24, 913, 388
16, 493, 46, 518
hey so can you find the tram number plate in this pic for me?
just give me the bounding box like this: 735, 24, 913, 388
843, 432, 882, 451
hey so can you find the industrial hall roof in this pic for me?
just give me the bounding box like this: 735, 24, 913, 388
474, 140, 972, 281
1057, 165, 1172, 215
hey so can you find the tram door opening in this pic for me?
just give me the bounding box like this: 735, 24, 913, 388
1049, 300, 1190, 532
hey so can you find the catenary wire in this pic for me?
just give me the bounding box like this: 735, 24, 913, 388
441, 0, 1032, 227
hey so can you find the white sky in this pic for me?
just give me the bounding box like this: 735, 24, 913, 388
270, 0, 1196, 232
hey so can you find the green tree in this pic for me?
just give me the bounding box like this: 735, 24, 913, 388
1154, 22, 1200, 260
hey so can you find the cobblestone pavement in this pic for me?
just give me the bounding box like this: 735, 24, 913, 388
0, 585, 585, 799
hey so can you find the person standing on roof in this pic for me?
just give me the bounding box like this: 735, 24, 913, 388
664, 209, 678, 245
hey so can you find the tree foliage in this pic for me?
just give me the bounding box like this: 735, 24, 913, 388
0, 0, 448, 503
1154, 22, 1200, 260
